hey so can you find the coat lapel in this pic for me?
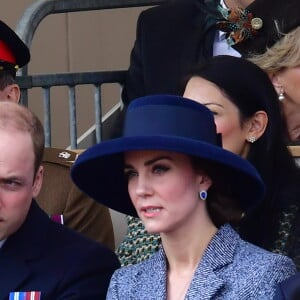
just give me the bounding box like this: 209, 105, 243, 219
186, 225, 239, 299
187, 265, 224, 299
131, 249, 168, 299
179, 0, 216, 79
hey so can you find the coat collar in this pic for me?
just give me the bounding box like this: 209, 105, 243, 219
0, 201, 51, 299
179, 0, 216, 86
131, 224, 239, 299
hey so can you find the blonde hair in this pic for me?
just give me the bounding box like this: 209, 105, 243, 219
249, 27, 300, 73
0, 101, 45, 174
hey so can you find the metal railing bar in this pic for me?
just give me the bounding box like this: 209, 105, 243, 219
14, 0, 166, 148
42, 87, 52, 146
94, 84, 102, 143
68, 86, 78, 149
16, 0, 166, 76
17, 70, 127, 89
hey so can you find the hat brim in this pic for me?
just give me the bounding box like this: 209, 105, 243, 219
0, 20, 30, 68
71, 135, 265, 217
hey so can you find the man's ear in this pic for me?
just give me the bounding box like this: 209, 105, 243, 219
32, 166, 44, 198
2, 84, 21, 103
247, 111, 268, 141
6, 84, 21, 103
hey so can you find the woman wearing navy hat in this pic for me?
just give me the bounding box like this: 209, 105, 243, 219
117, 55, 300, 269
72, 94, 296, 299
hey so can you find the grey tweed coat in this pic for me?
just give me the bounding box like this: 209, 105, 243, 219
107, 225, 296, 299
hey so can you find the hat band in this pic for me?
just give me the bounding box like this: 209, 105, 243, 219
124, 104, 218, 144
0, 40, 16, 65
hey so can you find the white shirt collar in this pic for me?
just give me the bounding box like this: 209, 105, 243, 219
0, 239, 6, 248
213, 0, 241, 57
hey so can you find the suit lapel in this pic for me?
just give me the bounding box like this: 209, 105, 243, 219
0, 201, 49, 299
0, 251, 30, 300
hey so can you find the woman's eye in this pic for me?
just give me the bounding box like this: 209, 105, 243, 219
124, 169, 138, 180
153, 164, 170, 174
210, 110, 218, 116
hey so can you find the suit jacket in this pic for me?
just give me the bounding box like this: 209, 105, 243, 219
37, 147, 115, 250
107, 225, 296, 299
122, 0, 216, 105
273, 273, 300, 300
0, 201, 120, 300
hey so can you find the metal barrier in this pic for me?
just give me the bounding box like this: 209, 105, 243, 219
15, 0, 167, 148
17, 71, 127, 148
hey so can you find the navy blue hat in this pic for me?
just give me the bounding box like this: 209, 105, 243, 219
71, 95, 265, 217
0, 20, 30, 74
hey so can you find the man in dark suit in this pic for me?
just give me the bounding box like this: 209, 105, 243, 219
122, 0, 296, 105
109, 0, 255, 137
0, 19, 115, 250
0, 100, 120, 299
121, 0, 254, 105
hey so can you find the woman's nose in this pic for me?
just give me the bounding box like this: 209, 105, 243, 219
135, 174, 153, 197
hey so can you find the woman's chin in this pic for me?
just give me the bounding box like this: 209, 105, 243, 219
142, 222, 162, 235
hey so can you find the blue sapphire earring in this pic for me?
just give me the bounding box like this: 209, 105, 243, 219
199, 190, 207, 201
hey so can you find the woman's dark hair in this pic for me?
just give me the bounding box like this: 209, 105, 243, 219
191, 156, 244, 228
184, 55, 300, 251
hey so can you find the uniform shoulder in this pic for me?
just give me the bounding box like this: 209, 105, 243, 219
42, 147, 82, 168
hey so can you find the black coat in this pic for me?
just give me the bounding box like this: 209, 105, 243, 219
274, 272, 300, 300
122, 0, 217, 105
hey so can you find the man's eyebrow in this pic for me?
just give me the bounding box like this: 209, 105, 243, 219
0, 175, 24, 182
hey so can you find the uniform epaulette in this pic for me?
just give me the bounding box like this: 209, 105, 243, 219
42, 147, 79, 168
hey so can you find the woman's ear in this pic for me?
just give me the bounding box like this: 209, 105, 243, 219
269, 72, 283, 96
247, 110, 268, 141
198, 172, 213, 191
